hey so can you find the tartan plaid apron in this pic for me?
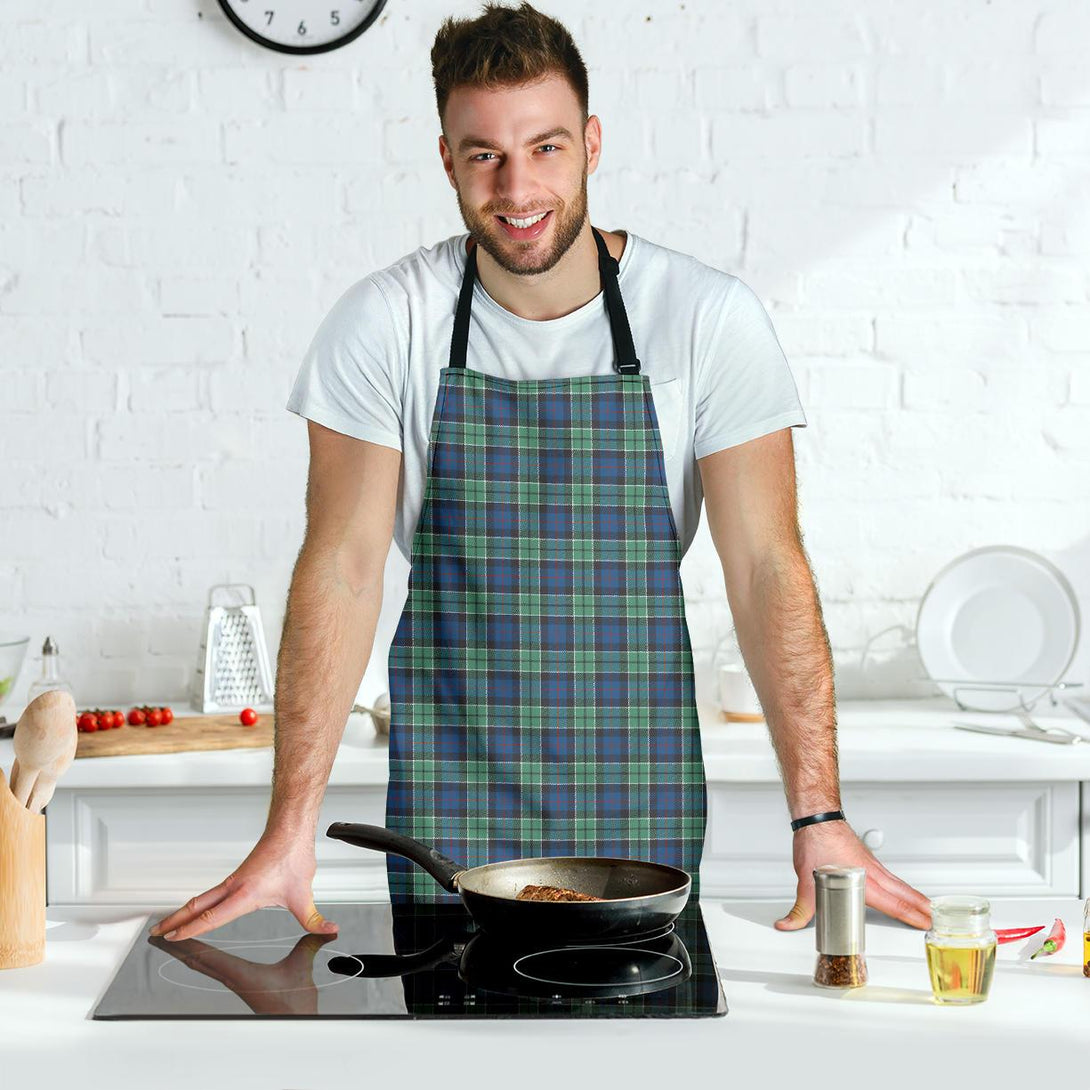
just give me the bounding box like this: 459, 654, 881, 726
385, 227, 707, 903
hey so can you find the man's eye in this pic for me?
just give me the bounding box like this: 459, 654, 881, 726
539, 144, 559, 153
472, 152, 496, 162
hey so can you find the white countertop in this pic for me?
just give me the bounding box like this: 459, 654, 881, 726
4, 697, 1090, 789
4, 896, 1087, 1088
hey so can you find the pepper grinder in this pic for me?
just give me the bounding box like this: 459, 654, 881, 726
813, 864, 868, 988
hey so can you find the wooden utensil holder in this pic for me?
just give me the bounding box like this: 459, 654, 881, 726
0, 768, 45, 969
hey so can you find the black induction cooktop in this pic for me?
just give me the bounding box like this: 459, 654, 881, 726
93, 899, 726, 1020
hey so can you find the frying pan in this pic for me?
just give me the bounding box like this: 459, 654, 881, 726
325, 823, 691, 944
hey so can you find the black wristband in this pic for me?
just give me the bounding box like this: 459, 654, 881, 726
790, 810, 845, 832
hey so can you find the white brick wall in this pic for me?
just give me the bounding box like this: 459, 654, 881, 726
2, 0, 1088, 711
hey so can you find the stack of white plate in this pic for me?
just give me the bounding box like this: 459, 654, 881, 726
915, 546, 1080, 712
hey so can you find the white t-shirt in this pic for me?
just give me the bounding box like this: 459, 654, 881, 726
287, 230, 807, 564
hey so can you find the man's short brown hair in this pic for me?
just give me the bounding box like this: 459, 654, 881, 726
431, 3, 589, 131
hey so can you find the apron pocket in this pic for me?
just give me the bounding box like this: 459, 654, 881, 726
648, 375, 683, 463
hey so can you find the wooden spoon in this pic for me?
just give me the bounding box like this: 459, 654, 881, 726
10, 690, 78, 814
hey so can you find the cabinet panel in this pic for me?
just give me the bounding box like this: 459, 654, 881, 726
46, 786, 390, 905
701, 782, 1079, 898
843, 782, 1078, 896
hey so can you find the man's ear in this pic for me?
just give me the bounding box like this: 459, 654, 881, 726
585, 115, 603, 175
438, 133, 458, 190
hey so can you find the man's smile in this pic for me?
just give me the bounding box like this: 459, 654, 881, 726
494, 208, 553, 240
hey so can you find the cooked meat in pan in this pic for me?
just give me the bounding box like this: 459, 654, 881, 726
515, 884, 605, 902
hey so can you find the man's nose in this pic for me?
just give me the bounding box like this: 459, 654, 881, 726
494, 157, 538, 209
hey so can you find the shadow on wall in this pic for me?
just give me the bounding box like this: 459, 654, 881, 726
832, 638, 937, 701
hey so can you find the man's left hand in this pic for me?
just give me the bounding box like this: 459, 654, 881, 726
775, 820, 933, 931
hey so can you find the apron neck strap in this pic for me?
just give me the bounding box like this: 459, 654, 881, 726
592, 226, 641, 375
449, 227, 641, 375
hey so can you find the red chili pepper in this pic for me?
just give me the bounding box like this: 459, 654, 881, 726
1029, 918, 1066, 959
995, 925, 1045, 945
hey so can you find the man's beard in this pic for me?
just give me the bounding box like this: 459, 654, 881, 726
456, 164, 589, 277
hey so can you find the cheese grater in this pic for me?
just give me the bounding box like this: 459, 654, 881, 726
192, 584, 275, 712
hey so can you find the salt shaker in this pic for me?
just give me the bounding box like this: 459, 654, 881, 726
813, 864, 868, 988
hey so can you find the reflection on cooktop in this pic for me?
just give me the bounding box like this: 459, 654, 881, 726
93, 899, 726, 1020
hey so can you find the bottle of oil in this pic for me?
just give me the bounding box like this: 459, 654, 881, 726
925, 896, 997, 1005
1083, 897, 1089, 979
25, 636, 73, 704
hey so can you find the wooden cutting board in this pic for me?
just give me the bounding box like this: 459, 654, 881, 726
74, 715, 274, 759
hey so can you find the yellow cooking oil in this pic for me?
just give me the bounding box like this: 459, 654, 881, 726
925, 895, 998, 1005
1084, 898, 1090, 978
926, 940, 996, 1004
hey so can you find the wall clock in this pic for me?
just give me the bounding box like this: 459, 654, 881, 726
217, 1, 388, 55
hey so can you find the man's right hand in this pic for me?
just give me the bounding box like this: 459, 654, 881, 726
148, 833, 338, 942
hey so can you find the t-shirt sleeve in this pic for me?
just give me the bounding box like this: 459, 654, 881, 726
285, 275, 404, 451
693, 276, 807, 460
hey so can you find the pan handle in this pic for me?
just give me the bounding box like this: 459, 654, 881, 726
325, 822, 465, 892
328, 938, 458, 980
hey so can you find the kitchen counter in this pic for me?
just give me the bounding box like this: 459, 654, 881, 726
3, 896, 1086, 1087
10, 695, 1090, 907
3, 697, 1090, 788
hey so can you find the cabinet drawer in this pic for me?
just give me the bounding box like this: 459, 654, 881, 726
46, 779, 1082, 904
46, 786, 391, 905
701, 781, 1080, 898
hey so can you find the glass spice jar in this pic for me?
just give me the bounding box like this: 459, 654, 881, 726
812, 865, 867, 989
925, 896, 997, 1005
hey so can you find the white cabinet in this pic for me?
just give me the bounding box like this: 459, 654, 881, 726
701, 781, 1081, 899
46, 786, 393, 905
45, 779, 1082, 905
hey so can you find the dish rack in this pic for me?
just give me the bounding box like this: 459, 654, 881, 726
860, 623, 1084, 713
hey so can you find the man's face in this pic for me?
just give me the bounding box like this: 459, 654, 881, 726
439, 74, 600, 276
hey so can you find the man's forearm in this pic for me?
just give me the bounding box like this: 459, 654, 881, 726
264, 549, 383, 842
728, 548, 841, 821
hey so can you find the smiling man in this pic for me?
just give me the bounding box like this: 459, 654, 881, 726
149, 2, 931, 943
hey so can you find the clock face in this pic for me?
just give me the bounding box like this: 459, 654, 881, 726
218, 0, 388, 55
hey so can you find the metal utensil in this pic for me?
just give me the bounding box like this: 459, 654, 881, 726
192, 584, 274, 712
952, 722, 1083, 745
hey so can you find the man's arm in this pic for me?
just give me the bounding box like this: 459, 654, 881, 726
701, 428, 840, 822
699, 428, 931, 930
266, 420, 401, 842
